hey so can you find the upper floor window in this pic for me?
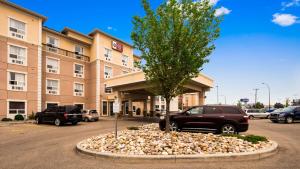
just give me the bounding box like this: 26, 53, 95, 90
46, 79, 59, 95
74, 64, 84, 78
8, 72, 26, 91
104, 48, 112, 61
9, 18, 25, 40
122, 55, 129, 66
46, 36, 59, 53
8, 45, 26, 66
75, 45, 83, 55
104, 66, 112, 79
46, 57, 59, 74
74, 83, 84, 97
104, 84, 112, 93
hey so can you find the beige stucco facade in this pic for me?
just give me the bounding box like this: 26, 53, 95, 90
0, 1, 213, 119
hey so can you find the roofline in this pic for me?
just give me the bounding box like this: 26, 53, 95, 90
89, 29, 133, 47
42, 27, 91, 46
61, 27, 94, 40
1, 0, 47, 22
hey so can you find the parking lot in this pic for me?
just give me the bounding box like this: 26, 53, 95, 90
0, 118, 299, 169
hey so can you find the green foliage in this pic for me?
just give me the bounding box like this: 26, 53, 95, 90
222, 134, 268, 144
274, 102, 284, 109
253, 102, 264, 109
28, 112, 35, 120
1, 118, 13, 122
127, 126, 140, 130
285, 98, 290, 107
237, 101, 242, 108
132, 0, 221, 132
14, 114, 24, 121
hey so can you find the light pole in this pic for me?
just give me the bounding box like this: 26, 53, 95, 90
220, 95, 227, 105
253, 88, 259, 104
262, 83, 271, 110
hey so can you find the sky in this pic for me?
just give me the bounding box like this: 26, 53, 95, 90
10, 0, 300, 105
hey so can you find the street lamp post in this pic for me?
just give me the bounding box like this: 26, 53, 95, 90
262, 83, 271, 110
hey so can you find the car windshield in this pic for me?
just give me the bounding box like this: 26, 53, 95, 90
278, 107, 295, 112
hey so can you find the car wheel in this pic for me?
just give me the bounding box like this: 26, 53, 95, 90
221, 124, 236, 134
249, 115, 254, 120
84, 118, 89, 122
36, 117, 42, 124
286, 117, 293, 124
271, 120, 278, 123
266, 115, 270, 119
54, 118, 61, 126
170, 121, 179, 131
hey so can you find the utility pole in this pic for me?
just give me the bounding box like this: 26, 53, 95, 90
262, 83, 271, 111
253, 88, 259, 104
216, 85, 219, 104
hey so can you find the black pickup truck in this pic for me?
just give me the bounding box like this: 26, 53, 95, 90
35, 105, 82, 126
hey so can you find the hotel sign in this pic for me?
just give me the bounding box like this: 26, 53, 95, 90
112, 40, 123, 52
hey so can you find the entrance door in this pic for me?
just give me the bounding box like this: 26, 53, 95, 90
109, 101, 114, 116
123, 102, 129, 115
102, 101, 108, 116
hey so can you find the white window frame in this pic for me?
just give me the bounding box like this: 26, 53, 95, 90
7, 70, 27, 91
7, 43, 27, 66
46, 78, 60, 95
7, 99, 27, 118
104, 65, 113, 79
122, 55, 129, 67
46, 35, 59, 53
75, 45, 84, 55
104, 48, 112, 61
8, 17, 26, 40
74, 82, 84, 97
74, 63, 84, 78
46, 57, 60, 74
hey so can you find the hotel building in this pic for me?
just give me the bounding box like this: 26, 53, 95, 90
0, 0, 213, 119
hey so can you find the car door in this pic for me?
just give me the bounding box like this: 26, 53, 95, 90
180, 106, 204, 129
43, 107, 55, 122
201, 106, 224, 130
294, 107, 300, 120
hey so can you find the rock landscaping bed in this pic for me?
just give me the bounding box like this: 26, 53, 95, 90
78, 123, 273, 156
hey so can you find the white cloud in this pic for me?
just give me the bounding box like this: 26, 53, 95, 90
208, 0, 219, 5
272, 13, 298, 26
281, 0, 300, 10
215, 6, 231, 17
107, 26, 113, 30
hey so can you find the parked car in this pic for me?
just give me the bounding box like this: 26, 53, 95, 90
245, 109, 270, 119
35, 105, 82, 126
270, 106, 300, 123
82, 110, 99, 122
159, 105, 249, 134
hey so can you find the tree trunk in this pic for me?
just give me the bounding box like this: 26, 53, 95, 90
165, 98, 171, 133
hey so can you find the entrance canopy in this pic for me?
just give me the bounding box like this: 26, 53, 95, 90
104, 71, 213, 95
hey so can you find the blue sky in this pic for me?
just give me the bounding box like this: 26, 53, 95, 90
10, 0, 300, 105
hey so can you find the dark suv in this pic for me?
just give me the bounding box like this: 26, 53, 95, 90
35, 105, 82, 126
270, 106, 300, 123
159, 105, 248, 134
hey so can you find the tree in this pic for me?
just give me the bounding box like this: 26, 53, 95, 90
253, 102, 264, 109
274, 102, 284, 109
237, 101, 242, 108
131, 0, 220, 132
285, 98, 290, 107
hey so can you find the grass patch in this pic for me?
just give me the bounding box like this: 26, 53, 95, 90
222, 134, 268, 144
127, 126, 139, 130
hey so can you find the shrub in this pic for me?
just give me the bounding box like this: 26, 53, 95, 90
1, 117, 13, 122
143, 110, 147, 117
14, 114, 24, 121
136, 108, 141, 115
222, 134, 268, 144
127, 126, 139, 130
28, 112, 35, 120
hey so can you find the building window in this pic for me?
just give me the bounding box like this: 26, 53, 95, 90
74, 64, 84, 78
75, 45, 84, 60
102, 101, 108, 116
161, 105, 165, 111
74, 83, 84, 97
122, 55, 129, 66
46, 79, 59, 95
104, 84, 112, 93
8, 101, 25, 115
9, 18, 25, 39
46, 57, 59, 74
104, 48, 112, 61
74, 104, 84, 110
8, 72, 26, 91
46, 103, 58, 108
104, 66, 112, 79
46, 36, 59, 53
8, 45, 26, 65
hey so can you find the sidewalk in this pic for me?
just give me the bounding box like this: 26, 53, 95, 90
0, 120, 35, 126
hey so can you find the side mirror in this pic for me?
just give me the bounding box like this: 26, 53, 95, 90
185, 111, 190, 115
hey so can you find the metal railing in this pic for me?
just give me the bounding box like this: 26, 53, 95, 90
42, 43, 90, 62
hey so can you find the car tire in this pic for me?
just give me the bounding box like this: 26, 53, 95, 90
266, 115, 270, 119
286, 117, 293, 124
36, 117, 42, 124
54, 118, 62, 126
84, 118, 89, 122
249, 115, 254, 120
170, 121, 179, 131
271, 120, 278, 123
221, 124, 236, 134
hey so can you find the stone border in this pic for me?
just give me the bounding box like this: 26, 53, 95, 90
76, 139, 278, 162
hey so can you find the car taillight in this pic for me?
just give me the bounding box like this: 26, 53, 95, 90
64, 112, 68, 119
243, 115, 248, 122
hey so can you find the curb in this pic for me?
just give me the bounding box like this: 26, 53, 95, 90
76, 140, 278, 162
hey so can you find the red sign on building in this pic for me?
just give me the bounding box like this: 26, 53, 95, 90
112, 40, 123, 52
